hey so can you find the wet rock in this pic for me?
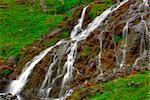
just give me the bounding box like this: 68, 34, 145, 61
134, 66, 141, 71
7, 56, 16, 66
127, 82, 142, 87
47, 28, 62, 37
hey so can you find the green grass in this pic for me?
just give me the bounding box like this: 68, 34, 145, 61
61, 31, 69, 39
46, 0, 92, 14
90, 71, 150, 100
0, 0, 92, 59
89, 0, 113, 19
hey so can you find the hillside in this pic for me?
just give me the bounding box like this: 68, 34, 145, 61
0, 0, 150, 100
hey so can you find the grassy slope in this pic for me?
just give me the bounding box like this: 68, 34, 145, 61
71, 71, 150, 100
88, 71, 150, 100
0, 0, 92, 59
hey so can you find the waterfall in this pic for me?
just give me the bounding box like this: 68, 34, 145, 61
8, 40, 64, 96
0, 0, 138, 99
70, 5, 89, 38
132, 1, 150, 68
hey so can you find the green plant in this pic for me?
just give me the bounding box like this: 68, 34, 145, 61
85, 47, 91, 54
4, 69, 11, 76
114, 35, 122, 43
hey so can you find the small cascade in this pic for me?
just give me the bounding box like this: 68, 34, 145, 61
59, 42, 77, 98
70, 5, 89, 38
132, 1, 150, 68
97, 32, 104, 79
120, 22, 129, 68
111, 24, 119, 68
139, 16, 146, 56
132, 50, 149, 68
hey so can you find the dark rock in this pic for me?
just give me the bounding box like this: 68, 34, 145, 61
0, 79, 11, 92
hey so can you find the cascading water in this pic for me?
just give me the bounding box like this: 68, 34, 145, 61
131, 0, 150, 68
120, 22, 129, 68
38, 2, 121, 99
1, 0, 149, 99
8, 40, 65, 96
70, 5, 89, 38
97, 32, 104, 79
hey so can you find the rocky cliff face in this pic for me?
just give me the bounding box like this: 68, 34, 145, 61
0, 0, 149, 99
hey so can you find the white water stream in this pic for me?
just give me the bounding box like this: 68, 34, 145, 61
120, 22, 129, 68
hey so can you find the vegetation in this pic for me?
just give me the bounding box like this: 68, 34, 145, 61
80, 46, 92, 57
0, 0, 91, 59
89, 0, 113, 19
90, 71, 150, 100
45, 0, 93, 14
114, 35, 122, 43
61, 31, 69, 39
0, 69, 12, 77
85, 47, 91, 54
71, 70, 150, 99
